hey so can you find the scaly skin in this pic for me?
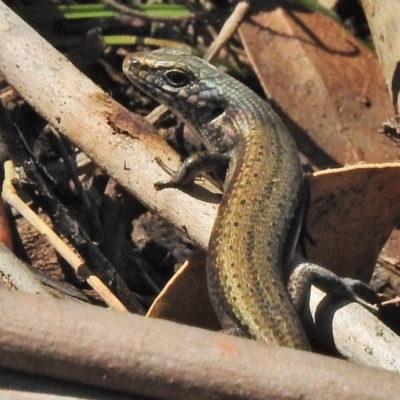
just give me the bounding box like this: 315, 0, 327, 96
123, 48, 310, 350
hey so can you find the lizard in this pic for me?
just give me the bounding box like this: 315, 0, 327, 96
123, 48, 377, 350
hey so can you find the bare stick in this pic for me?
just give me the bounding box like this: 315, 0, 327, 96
2, 161, 128, 312
1, 288, 400, 400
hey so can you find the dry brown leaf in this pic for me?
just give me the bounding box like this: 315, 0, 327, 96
146, 249, 220, 330
239, 1, 399, 165
306, 162, 400, 281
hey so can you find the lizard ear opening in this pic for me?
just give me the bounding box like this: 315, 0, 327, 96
164, 69, 190, 88
209, 106, 225, 121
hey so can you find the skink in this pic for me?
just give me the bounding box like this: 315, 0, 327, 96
123, 48, 309, 350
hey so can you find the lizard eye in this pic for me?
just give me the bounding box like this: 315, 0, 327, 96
164, 69, 189, 87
